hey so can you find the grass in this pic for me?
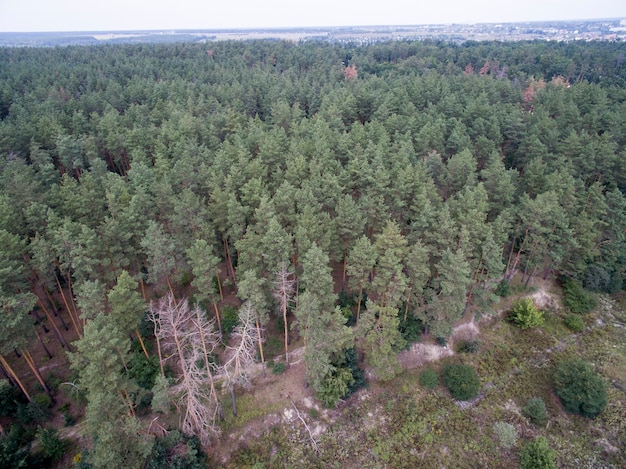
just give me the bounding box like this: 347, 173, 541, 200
220, 393, 285, 432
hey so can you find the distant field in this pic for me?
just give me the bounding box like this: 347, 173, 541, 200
1, 17, 624, 46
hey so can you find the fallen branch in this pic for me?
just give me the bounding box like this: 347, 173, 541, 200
290, 399, 319, 454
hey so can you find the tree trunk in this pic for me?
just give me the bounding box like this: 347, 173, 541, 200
36, 298, 71, 349
43, 288, 69, 331
153, 322, 165, 379
0, 360, 17, 387
137, 261, 147, 301
22, 349, 51, 396
216, 273, 224, 301
36, 330, 53, 360
230, 386, 237, 417
356, 284, 363, 321
525, 266, 537, 288
404, 290, 411, 322
504, 235, 517, 278
506, 229, 528, 281
342, 252, 347, 290
197, 320, 223, 421
282, 293, 289, 369
255, 314, 266, 378
223, 239, 236, 284
30, 309, 48, 332
0, 355, 31, 401
54, 274, 81, 337
64, 273, 82, 330
135, 329, 150, 360
213, 303, 223, 338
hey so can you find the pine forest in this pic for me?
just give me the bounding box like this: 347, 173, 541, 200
0, 39, 625, 468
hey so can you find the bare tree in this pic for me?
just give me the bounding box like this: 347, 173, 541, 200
222, 302, 259, 416
148, 294, 222, 446
273, 262, 295, 368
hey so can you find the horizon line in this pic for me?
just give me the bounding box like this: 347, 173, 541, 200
1, 16, 625, 35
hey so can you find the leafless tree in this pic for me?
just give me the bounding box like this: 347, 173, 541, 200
273, 262, 295, 368
222, 302, 259, 416
148, 294, 222, 446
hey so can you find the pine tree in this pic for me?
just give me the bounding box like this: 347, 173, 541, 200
347, 236, 377, 320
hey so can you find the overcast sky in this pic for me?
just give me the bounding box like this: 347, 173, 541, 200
1, 0, 625, 32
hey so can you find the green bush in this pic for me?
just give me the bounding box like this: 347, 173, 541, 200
582, 265, 611, 292
456, 339, 481, 353
398, 313, 422, 347
419, 369, 439, 389
519, 436, 556, 469
318, 367, 354, 408
221, 305, 239, 337
554, 359, 607, 418
37, 427, 68, 463
0, 379, 26, 417
63, 412, 76, 427
495, 279, 510, 297
129, 352, 160, 389
522, 397, 548, 426
493, 421, 518, 449
343, 347, 366, 396
271, 362, 286, 375
562, 279, 596, 314
33, 392, 53, 409
16, 394, 52, 424
564, 314, 584, 332
509, 298, 544, 329
0, 425, 33, 468
442, 363, 480, 401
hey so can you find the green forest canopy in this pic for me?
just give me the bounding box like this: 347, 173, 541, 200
0, 38, 625, 464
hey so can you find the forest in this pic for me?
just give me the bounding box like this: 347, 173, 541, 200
0, 38, 625, 468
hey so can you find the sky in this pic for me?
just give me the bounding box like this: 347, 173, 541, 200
0, 0, 625, 32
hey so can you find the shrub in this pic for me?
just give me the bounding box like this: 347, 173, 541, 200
343, 347, 366, 396
0, 424, 33, 468
509, 298, 544, 329
129, 352, 159, 389
63, 412, 76, 427
554, 359, 607, 418
442, 363, 480, 400
337, 290, 352, 308
456, 339, 481, 353
419, 369, 439, 389
271, 362, 286, 375
493, 421, 518, 449
495, 279, 510, 297
151, 374, 172, 414
582, 265, 611, 292
398, 313, 422, 347
522, 397, 547, 426
221, 305, 239, 337
519, 436, 556, 469
318, 367, 354, 408
564, 314, 584, 332
17, 394, 51, 424
37, 427, 68, 463
562, 278, 596, 314
0, 379, 26, 417
33, 392, 53, 409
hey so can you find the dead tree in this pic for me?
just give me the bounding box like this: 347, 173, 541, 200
273, 262, 295, 368
223, 302, 259, 416
148, 294, 222, 446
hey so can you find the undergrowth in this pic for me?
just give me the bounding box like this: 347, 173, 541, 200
220, 292, 626, 468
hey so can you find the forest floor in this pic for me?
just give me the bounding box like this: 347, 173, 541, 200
208, 274, 626, 467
